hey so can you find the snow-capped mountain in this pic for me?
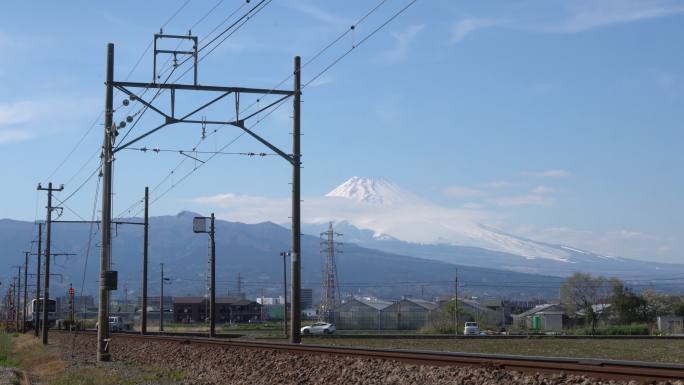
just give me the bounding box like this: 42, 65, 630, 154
326, 176, 424, 206
322, 176, 575, 262
308, 177, 683, 277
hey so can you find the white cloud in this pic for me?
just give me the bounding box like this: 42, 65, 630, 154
545, 0, 684, 33
384, 24, 425, 62
0, 129, 33, 144
450, 18, 501, 44
463, 202, 485, 210
288, 2, 349, 26
531, 185, 554, 194
519, 226, 677, 262
481, 180, 513, 189
444, 186, 484, 198
191, 192, 495, 245
306, 75, 334, 88
0, 101, 35, 126
523, 169, 570, 178
494, 194, 553, 207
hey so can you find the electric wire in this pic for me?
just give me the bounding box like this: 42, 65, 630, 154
119, 0, 419, 217
43, 0, 190, 184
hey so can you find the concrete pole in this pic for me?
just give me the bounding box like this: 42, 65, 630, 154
159, 263, 164, 332
42, 183, 53, 345
23, 252, 28, 333
142, 187, 149, 334
209, 213, 216, 337
35, 223, 42, 336
290, 56, 302, 344
98, 42, 114, 361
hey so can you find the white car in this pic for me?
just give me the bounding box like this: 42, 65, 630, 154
301, 322, 336, 335
463, 322, 479, 336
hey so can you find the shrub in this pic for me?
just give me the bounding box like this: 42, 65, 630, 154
576, 324, 650, 335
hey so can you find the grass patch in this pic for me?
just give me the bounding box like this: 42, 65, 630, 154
0, 332, 20, 367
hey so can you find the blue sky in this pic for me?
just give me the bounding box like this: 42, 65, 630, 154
0, 0, 682, 262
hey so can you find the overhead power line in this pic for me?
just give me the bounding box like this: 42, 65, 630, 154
118, 0, 419, 217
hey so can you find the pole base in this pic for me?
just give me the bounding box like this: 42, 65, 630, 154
98, 352, 111, 362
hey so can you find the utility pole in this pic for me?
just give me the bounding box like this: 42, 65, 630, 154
142, 186, 149, 334
454, 269, 459, 336
10, 281, 16, 331
23, 252, 28, 333
35, 222, 42, 337
159, 263, 170, 332
15, 267, 21, 331
98, 42, 115, 361
280, 251, 289, 338
68, 284, 75, 326
37, 182, 63, 345
209, 213, 215, 337
290, 55, 302, 344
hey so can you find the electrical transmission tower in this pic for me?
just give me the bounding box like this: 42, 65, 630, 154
319, 222, 342, 323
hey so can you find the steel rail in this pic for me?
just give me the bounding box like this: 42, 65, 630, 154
59, 331, 684, 382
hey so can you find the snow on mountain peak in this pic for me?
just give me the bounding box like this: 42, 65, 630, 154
325, 176, 424, 205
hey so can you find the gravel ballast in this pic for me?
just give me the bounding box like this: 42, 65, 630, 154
51, 333, 684, 385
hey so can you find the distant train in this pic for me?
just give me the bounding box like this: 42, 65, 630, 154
25, 298, 57, 329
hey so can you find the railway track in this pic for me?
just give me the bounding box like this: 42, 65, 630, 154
60, 331, 684, 382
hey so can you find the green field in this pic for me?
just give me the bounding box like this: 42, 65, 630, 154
307, 337, 684, 364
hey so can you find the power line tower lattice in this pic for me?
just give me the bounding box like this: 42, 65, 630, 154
319, 222, 342, 323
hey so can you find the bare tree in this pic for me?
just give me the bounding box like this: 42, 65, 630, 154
560, 273, 612, 333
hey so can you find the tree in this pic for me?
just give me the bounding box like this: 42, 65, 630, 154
610, 280, 651, 324
641, 288, 672, 318
560, 273, 611, 333
673, 301, 684, 318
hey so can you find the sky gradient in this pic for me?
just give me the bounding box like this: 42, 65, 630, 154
0, 0, 682, 263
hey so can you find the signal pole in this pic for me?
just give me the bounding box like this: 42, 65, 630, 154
290, 55, 302, 344
35, 223, 42, 336
141, 186, 149, 334
37, 182, 63, 345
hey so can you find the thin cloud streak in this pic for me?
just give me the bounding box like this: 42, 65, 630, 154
384, 24, 424, 62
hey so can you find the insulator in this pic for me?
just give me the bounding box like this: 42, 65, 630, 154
122, 99, 130, 106
126, 116, 133, 123
129, 94, 136, 101
119, 121, 126, 129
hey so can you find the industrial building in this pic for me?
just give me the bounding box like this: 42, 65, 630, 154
512, 304, 565, 331
334, 298, 393, 330
173, 297, 261, 323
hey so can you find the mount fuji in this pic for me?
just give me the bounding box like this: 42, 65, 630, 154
302, 177, 684, 278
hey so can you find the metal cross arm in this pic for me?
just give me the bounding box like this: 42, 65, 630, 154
111, 81, 294, 95
230, 121, 295, 166
114, 85, 171, 120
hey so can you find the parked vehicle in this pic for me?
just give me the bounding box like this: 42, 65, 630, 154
301, 322, 336, 335
463, 322, 479, 336
96, 316, 133, 331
